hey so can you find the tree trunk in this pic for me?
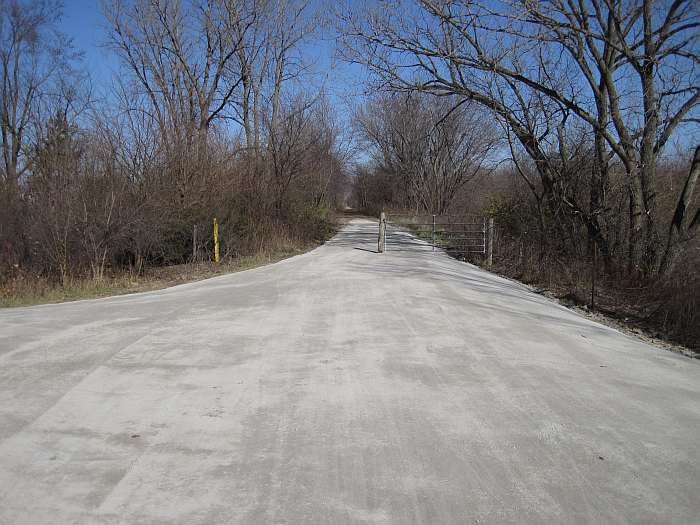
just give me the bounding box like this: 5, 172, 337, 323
627, 167, 646, 273
658, 146, 700, 276
639, 61, 660, 273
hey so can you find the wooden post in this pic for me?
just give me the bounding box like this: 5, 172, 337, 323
432, 214, 436, 252
591, 242, 597, 310
378, 212, 386, 253
383, 214, 387, 252
213, 218, 220, 263
488, 218, 494, 267
193, 224, 197, 262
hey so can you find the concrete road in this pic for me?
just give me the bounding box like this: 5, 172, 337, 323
1, 219, 699, 524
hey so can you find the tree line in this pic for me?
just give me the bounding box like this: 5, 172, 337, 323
341, 0, 699, 279
2, 0, 699, 346
1, 0, 347, 286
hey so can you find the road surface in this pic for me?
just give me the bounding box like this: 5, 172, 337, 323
1, 219, 699, 524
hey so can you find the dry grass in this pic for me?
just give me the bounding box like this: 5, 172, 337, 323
483, 248, 700, 354
1, 209, 338, 309
0, 246, 313, 308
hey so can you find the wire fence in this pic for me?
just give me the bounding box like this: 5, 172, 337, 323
380, 212, 494, 264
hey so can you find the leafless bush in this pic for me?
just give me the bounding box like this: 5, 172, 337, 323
1, 0, 345, 290
353, 92, 498, 214
340, 0, 700, 277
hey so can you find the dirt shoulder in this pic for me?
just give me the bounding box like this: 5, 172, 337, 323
0, 246, 316, 308
479, 265, 699, 359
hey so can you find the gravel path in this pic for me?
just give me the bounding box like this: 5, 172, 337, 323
1, 218, 698, 524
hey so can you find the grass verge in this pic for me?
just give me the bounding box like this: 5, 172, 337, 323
478, 257, 699, 357
0, 246, 314, 308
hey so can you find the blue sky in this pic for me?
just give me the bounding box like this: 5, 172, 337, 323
61, 0, 120, 90
57, 0, 366, 126
56, 0, 696, 159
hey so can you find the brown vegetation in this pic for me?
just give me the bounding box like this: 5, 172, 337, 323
1, 0, 346, 304
481, 162, 700, 351
1, 0, 698, 352
341, 0, 699, 349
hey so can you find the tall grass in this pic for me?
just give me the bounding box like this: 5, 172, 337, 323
486, 238, 700, 351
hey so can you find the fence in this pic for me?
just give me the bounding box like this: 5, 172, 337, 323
378, 212, 494, 265
191, 217, 223, 263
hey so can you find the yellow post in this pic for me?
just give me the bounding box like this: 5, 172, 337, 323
213, 217, 220, 263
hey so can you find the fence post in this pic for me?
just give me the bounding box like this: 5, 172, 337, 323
193, 224, 197, 262
488, 218, 494, 267
378, 211, 386, 253
432, 214, 436, 251
213, 217, 220, 263
591, 242, 597, 310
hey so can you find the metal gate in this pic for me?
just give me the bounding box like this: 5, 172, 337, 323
380, 212, 493, 262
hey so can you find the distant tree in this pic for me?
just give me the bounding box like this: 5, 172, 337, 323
104, 0, 254, 203
0, 0, 79, 269
26, 111, 82, 283
0, 0, 78, 190
340, 0, 700, 274
356, 92, 498, 214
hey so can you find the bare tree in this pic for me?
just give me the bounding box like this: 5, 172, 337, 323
104, 0, 254, 202
0, 0, 78, 191
339, 0, 700, 274
26, 110, 81, 283
228, 0, 316, 154
229, 0, 270, 151
492, 0, 700, 272
265, 94, 322, 212
1, 0, 346, 289
266, 0, 315, 135
0, 0, 80, 271
659, 146, 700, 273
356, 92, 498, 214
